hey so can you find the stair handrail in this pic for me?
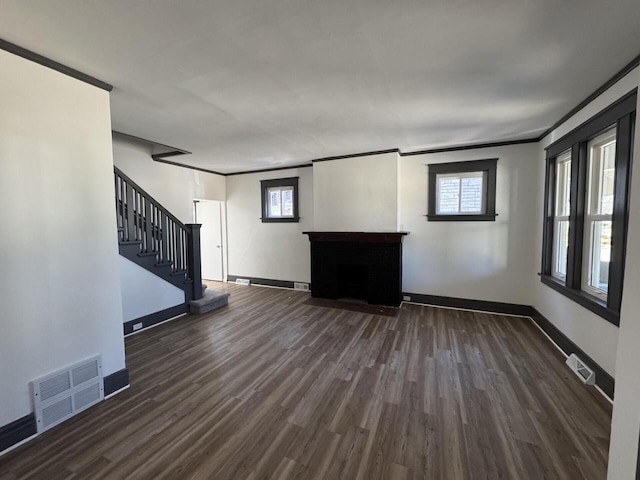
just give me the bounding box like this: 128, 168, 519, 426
114, 166, 190, 233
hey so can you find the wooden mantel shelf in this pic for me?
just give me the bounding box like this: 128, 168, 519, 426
303, 231, 409, 244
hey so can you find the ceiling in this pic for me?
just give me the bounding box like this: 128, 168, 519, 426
2, 0, 640, 173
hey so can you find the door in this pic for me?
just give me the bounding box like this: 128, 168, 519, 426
196, 200, 224, 281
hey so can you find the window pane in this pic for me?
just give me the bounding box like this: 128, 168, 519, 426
587, 127, 616, 216
582, 127, 616, 299
437, 177, 461, 214
460, 175, 483, 213
282, 188, 294, 217
436, 172, 484, 215
555, 150, 571, 217
553, 220, 569, 279
551, 150, 571, 280
268, 188, 281, 217
585, 220, 611, 294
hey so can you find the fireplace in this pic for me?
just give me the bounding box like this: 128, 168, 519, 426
303, 232, 408, 307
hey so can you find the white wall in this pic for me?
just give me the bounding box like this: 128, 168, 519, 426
530, 67, 639, 378
226, 167, 313, 283
0, 51, 125, 426
400, 144, 539, 305
607, 68, 640, 480
313, 153, 399, 231
119, 257, 185, 323
113, 136, 226, 224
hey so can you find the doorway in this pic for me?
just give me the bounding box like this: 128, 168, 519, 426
194, 200, 225, 281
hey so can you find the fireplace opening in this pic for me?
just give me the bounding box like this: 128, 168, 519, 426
337, 264, 368, 302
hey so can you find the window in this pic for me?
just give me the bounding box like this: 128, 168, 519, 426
552, 150, 571, 280
427, 158, 498, 221
541, 91, 636, 325
260, 177, 299, 223
582, 128, 616, 301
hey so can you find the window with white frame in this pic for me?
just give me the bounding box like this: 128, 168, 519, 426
435, 171, 485, 215
552, 150, 571, 280
427, 158, 497, 221
260, 177, 299, 223
581, 127, 616, 300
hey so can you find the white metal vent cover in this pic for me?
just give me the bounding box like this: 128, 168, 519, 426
566, 353, 596, 385
32, 355, 103, 433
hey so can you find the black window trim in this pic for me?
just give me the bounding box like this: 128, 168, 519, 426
260, 177, 300, 223
541, 89, 636, 326
427, 158, 498, 221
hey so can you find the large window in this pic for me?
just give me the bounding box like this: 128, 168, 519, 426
427, 158, 498, 221
541, 91, 636, 325
260, 177, 299, 223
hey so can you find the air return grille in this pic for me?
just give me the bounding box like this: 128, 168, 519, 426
32, 355, 103, 433
42, 397, 73, 429
40, 372, 71, 401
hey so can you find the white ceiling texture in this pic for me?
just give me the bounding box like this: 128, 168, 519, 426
2, 0, 640, 173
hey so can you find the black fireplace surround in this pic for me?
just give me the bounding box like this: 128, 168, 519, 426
304, 232, 408, 307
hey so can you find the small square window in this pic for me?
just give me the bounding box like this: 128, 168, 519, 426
261, 177, 299, 223
427, 159, 497, 221
435, 171, 486, 215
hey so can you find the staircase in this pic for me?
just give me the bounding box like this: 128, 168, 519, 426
114, 166, 229, 332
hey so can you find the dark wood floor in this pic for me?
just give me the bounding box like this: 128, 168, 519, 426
0, 282, 612, 479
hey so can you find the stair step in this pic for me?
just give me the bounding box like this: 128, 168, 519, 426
170, 270, 188, 277
155, 261, 174, 268
189, 290, 230, 315
138, 251, 160, 257
119, 240, 142, 246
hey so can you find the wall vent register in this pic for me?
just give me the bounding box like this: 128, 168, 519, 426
32, 355, 103, 433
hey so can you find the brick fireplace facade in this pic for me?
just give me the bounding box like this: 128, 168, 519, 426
303, 232, 408, 307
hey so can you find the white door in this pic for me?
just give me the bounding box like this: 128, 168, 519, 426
196, 200, 223, 281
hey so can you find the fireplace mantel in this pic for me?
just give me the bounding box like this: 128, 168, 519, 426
303, 231, 408, 244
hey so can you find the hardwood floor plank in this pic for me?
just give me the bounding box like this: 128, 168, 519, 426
0, 282, 612, 479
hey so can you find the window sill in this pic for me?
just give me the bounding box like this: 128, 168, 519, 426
426, 214, 497, 222
261, 217, 300, 223
540, 275, 619, 326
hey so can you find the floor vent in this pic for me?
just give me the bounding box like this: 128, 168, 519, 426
294, 282, 309, 291
566, 354, 595, 385
235, 278, 250, 286
32, 355, 103, 433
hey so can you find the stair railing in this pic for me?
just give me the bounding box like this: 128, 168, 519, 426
114, 166, 202, 301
